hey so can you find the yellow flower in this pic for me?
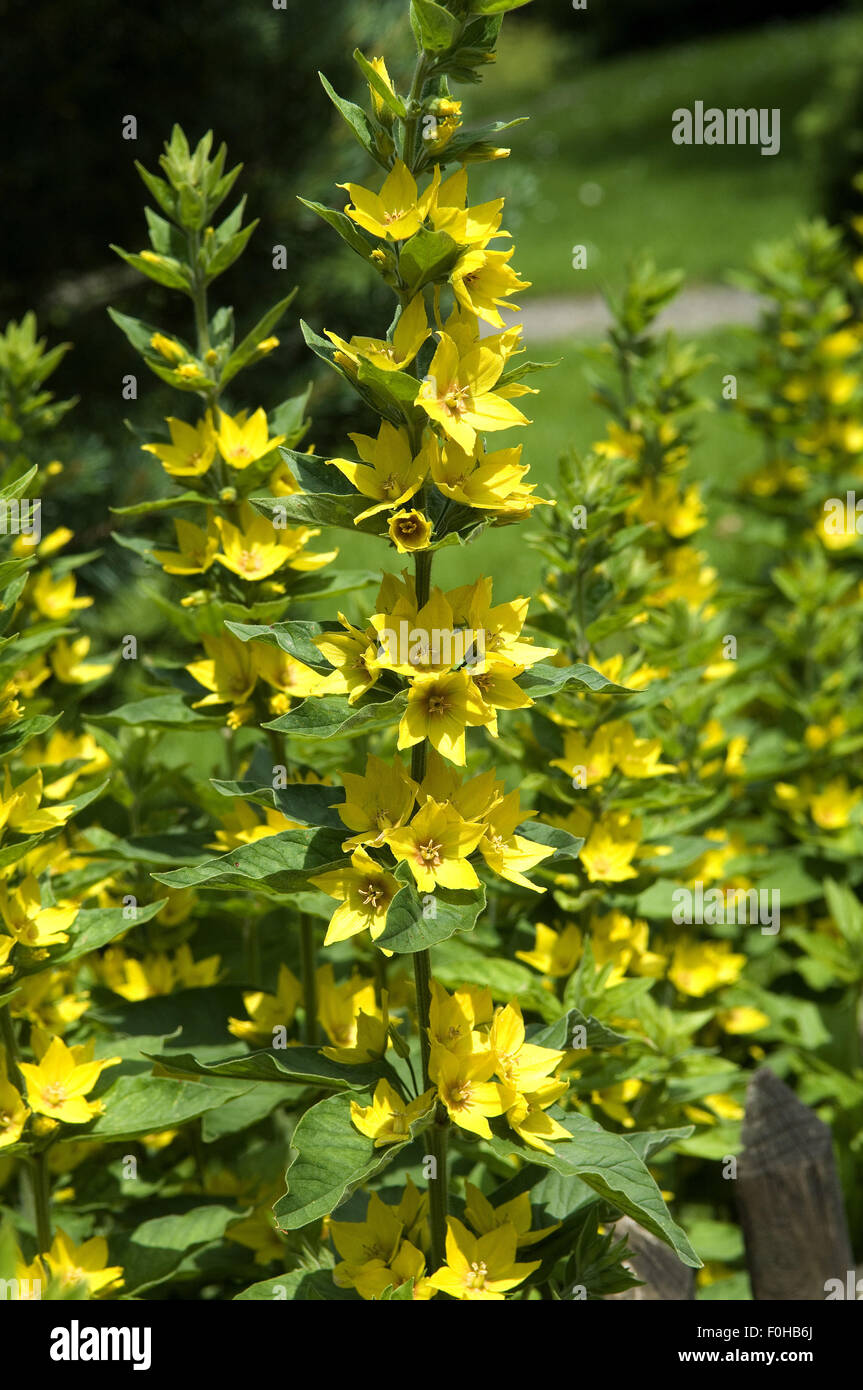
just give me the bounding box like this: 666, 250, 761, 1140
398, 670, 487, 766
214, 504, 328, 580
207, 802, 297, 851
428, 1217, 539, 1300
44, 1228, 123, 1296
321, 990, 390, 1065
228, 963, 303, 1045
29, 569, 92, 620
487, 1000, 566, 1093
590, 909, 666, 983
22, 730, 109, 801
50, 636, 114, 684
311, 848, 401, 946
416, 330, 528, 454
142, 413, 217, 477
337, 754, 418, 851
809, 776, 862, 830
314, 614, 379, 705
0, 769, 75, 837
431, 437, 544, 514
478, 791, 554, 892
253, 643, 322, 705
19, 1034, 120, 1124
429, 1046, 515, 1140
187, 631, 258, 710
577, 810, 642, 883
385, 799, 485, 892
463, 1182, 559, 1248
610, 722, 676, 778
0, 1057, 28, 1148
152, 516, 219, 574
340, 159, 438, 242
215, 407, 285, 470
388, 508, 433, 552
592, 1078, 643, 1128
506, 1079, 571, 1152
451, 246, 529, 329
350, 1079, 436, 1147
430, 168, 508, 249
717, 1006, 769, 1035
316, 964, 379, 1053
149, 332, 186, 363
0, 876, 78, 949
516, 922, 582, 978
428, 979, 493, 1055
326, 294, 429, 374
330, 421, 433, 521
629, 477, 706, 538
668, 938, 746, 997
550, 725, 615, 785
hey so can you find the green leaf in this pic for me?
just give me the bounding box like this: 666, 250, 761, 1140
410, 0, 461, 52
486, 1112, 701, 1267
520, 662, 632, 698
145, 1047, 392, 1092
515, 820, 583, 868
211, 778, 346, 831
264, 693, 407, 740
151, 826, 348, 892
298, 198, 374, 264
469, 0, 535, 13
376, 874, 486, 954
399, 229, 461, 293
91, 694, 223, 731
528, 1008, 630, 1051
225, 618, 333, 670
110, 246, 192, 292
15, 899, 167, 975
319, 74, 377, 158
274, 1090, 433, 1230
221, 290, 298, 387
68, 1075, 252, 1142
235, 1270, 357, 1301
117, 1204, 242, 1295
204, 220, 259, 282
110, 492, 209, 517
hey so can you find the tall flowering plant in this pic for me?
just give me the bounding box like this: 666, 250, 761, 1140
157, 0, 699, 1300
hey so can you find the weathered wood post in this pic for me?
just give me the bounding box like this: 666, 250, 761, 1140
607, 1216, 695, 1300
736, 1067, 854, 1299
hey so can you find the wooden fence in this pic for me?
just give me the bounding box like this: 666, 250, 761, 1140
608, 1067, 857, 1301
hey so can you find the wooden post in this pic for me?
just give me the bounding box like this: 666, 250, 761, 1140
736, 1067, 854, 1300
607, 1216, 695, 1300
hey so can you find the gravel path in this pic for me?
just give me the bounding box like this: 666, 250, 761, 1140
494, 284, 763, 343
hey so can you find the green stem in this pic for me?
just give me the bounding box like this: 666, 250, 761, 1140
31, 1153, 53, 1254
402, 54, 432, 171
0, 1005, 24, 1093
300, 913, 318, 1045
408, 547, 449, 1270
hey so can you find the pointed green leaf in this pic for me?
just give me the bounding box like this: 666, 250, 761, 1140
274, 1090, 433, 1230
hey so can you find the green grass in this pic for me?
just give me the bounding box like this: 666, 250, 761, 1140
462, 11, 860, 297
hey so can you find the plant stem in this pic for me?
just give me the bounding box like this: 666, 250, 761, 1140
300, 913, 318, 1045
31, 1153, 53, 1254
0, 1005, 24, 1092
408, 546, 449, 1270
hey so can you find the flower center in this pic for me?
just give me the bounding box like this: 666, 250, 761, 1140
359, 881, 383, 909
466, 1260, 488, 1289
418, 839, 443, 867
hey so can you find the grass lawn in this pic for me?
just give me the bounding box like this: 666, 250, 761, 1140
462, 9, 859, 297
